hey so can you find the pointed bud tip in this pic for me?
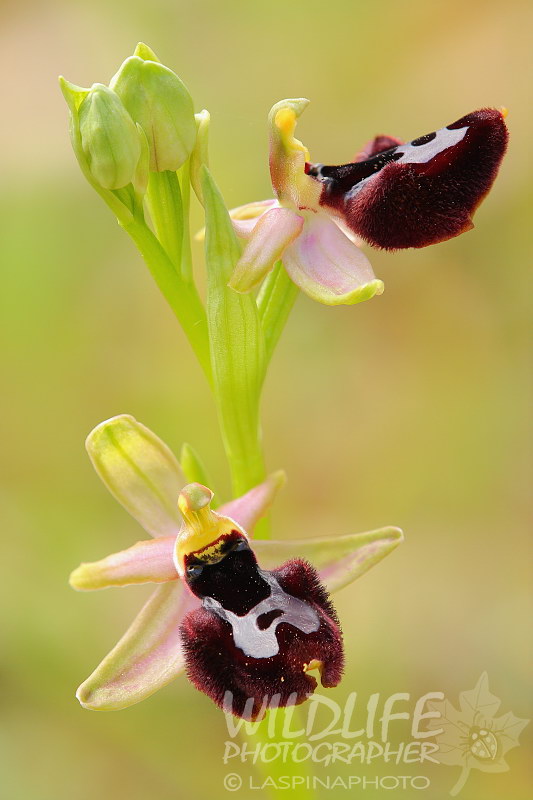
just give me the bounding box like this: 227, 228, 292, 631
59, 76, 90, 112
134, 42, 160, 62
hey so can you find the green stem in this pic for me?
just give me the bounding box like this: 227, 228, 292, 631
146, 171, 183, 272
257, 261, 299, 370
121, 217, 212, 383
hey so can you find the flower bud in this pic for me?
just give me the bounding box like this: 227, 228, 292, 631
110, 55, 196, 172
78, 84, 141, 190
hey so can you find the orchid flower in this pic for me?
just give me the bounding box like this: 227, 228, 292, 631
71, 414, 403, 716
228, 100, 508, 303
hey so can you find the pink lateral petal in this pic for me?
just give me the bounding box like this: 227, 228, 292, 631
229, 198, 279, 239
70, 537, 177, 591
229, 208, 304, 293
76, 581, 199, 710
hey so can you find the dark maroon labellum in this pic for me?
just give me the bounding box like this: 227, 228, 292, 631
180, 533, 344, 720
307, 109, 508, 250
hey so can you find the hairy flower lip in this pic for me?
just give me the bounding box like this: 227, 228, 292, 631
181, 555, 345, 720
309, 107, 509, 251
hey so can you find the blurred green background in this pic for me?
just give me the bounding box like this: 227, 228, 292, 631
1, 0, 531, 798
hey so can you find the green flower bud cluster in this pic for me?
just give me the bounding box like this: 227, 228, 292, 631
60, 43, 196, 195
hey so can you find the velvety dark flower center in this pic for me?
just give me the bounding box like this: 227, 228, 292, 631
185, 532, 271, 614
180, 537, 345, 720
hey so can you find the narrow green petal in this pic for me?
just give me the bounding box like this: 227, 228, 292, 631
86, 414, 185, 538
179, 443, 216, 500
252, 527, 404, 593
76, 582, 197, 710
70, 537, 176, 590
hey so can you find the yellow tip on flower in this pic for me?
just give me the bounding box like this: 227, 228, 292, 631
275, 112, 310, 160
275, 107, 296, 136
174, 483, 247, 576
500, 106, 508, 118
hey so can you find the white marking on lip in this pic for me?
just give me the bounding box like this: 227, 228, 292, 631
395, 125, 468, 165
344, 124, 469, 202
203, 572, 320, 659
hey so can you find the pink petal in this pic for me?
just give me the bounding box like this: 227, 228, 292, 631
231, 217, 262, 238
70, 537, 177, 591
218, 471, 286, 536
251, 527, 403, 593
76, 581, 199, 710
282, 213, 384, 305
195, 200, 278, 243
229, 199, 279, 239
229, 208, 304, 293
86, 415, 185, 538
